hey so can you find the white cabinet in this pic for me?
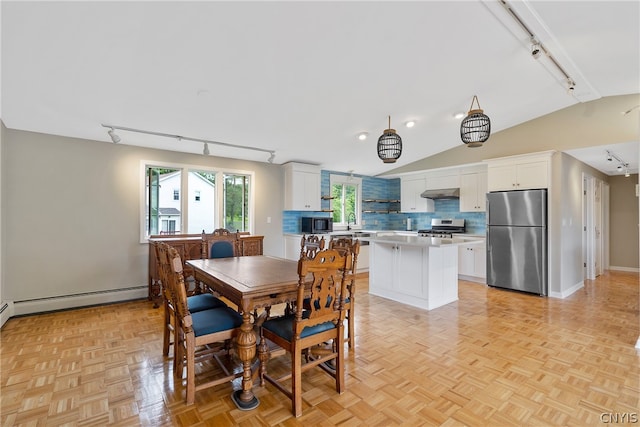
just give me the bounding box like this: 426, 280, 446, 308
284, 234, 302, 261
369, 240, 459, 310
370, 242, 426, 297
459, 171, 487, 212
458, 240, 486, 282
400, 175, 434, 213
486, 152, 553, 192
356, 244, 369, 272
284, 162, 320, 211
425, 174, 460, 190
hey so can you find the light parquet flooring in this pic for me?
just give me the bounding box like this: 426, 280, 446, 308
1, 271, 638, 426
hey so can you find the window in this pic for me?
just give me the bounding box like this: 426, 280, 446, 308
224, 174, 250, 231
143, 162, 253, 240
330, 174, 362, 227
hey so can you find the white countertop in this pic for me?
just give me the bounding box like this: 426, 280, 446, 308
368, 234, 484, 247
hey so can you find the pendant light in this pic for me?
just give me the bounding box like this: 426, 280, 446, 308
377, 115, 402, 163
460, 95, 491, 147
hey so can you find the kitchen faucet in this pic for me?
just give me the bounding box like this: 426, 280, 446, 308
347, 212, 356, 231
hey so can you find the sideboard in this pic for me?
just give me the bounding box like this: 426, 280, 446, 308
148, 233, 264, 306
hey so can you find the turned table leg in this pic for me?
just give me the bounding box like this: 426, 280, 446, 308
231, 309, 259, 410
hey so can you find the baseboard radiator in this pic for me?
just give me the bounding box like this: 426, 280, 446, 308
0, 301, 13, 328
11, 286, 148, 317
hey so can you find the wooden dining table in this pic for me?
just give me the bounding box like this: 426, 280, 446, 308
186, 255, 301, 410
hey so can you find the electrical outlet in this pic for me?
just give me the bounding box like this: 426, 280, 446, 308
267, 216, 271, 224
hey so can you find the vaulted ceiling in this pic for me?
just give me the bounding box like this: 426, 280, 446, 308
2, 1, 639, 176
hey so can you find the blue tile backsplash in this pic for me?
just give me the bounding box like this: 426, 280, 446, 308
283, 170, 486, 235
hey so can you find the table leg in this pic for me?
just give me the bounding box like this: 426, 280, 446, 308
231, 310, 259, 410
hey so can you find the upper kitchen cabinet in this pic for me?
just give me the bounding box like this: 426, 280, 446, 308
424, 173, 460, 190
460, 171, 487, 212
485, 151, 554, 192
283, 162, 321, 211
400, 174, 434, 213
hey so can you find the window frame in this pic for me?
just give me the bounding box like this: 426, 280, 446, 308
140, 160, 255, 243
329, 173, 362, 230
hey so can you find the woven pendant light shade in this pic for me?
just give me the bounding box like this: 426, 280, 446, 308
460, 95, 491, 147
377, 116, 402, 163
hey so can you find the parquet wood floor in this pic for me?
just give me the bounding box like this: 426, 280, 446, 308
1, 271, 638, 426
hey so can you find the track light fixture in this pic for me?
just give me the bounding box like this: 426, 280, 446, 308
606, 150, 631, 177
530, 40, 541, 59
501, 1, 577, 95
101, 124, 276, 163
107, 128, 121, 143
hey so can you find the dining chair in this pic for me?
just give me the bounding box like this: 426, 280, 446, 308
299, 234, 326, 259
165, 245, 244, 405
155, 242, 228, 368
258, 248, 350, 417
201, 229, 239, 259
328, 237, 360, 350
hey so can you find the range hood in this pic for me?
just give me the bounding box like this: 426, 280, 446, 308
420, 188, 460, 199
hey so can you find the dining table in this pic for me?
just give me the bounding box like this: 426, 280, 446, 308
186, 255, 301, 410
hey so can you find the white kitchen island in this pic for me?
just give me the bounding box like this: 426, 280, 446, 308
368, 234, 481, 311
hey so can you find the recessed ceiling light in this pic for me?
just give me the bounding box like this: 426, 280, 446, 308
357, 132, 368, 141
453, 112, 465, 119
405, 120, 415, 128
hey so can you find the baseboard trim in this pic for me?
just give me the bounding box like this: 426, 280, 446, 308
609, 266, 640, 273
0, 301, 14, 328
458, 274, 486, 284
549, 281, 584, 299
12, 287, 148, 316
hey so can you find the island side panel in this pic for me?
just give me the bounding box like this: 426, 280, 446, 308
426, 245, 459, 309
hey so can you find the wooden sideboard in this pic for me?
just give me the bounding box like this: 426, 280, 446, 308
148, 233, 264, 306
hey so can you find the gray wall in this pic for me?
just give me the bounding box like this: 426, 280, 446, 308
609, 174, 640, 269
2, 127, 284, 303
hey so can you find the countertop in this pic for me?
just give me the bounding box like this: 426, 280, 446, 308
367, 234, 484, 247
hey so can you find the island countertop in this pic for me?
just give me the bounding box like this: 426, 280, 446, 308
366, 234, 483, 247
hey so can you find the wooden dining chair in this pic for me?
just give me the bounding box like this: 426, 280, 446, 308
329, 237, 360, 350
258, 248, 350, 417
165, 245, 244, 405
201, 229, 239, 260
154, 242, 228, 369
300, 234, 326, 259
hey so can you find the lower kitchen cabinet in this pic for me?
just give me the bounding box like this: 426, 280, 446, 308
458, 240, 486, 283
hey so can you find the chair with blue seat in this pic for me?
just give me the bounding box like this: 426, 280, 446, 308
258, 248, 350, 417
165, 245, 244, 405
155, 242, 228, 375
201, 229, 239, 260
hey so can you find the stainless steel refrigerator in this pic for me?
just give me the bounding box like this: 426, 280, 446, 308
486, 189, 548, 296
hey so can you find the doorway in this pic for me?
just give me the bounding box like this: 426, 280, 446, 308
583, 174, 609, 279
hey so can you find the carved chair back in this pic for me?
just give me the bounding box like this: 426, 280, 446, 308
300, 234, 326, 260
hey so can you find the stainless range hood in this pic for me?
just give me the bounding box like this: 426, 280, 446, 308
420, 188, 460, 199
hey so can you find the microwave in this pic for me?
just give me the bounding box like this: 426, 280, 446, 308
301, 217, 333, 234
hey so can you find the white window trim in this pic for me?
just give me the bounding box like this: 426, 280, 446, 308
329, 173, 362, 231
139, 160, 255, 243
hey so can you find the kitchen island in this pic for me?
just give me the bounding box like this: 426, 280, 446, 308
368, 234, 482, 311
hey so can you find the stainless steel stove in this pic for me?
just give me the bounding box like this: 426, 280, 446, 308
418, 218, 465, 238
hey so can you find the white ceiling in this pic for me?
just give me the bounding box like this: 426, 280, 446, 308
2, 1, 639, 177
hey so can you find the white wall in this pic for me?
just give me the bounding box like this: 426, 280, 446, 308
2, 128, 284, 313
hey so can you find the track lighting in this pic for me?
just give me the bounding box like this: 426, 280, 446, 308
531, 41, 541, 59
100, 124, 276, 163
606, 150, 631, 177
107, 128, 121, 143
500, 1, 576, 95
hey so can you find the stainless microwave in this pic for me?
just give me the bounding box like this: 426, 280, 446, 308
301, 217, 333, 234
